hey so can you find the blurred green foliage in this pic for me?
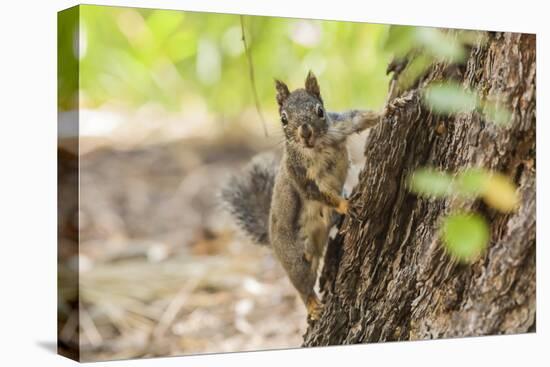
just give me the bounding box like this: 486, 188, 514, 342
58, 6, 80, 110
409, 168, 519, 213
59, 5, 399, 116
396, 25, 515, 263
383, 25, 511, 127
423, 82, 478, 114
384, 25, 468, 62
409, 167, 519, 262
441, 213, 489, 263
59, 6, 519, 264
408, 168, 453, 198
422, 82, 512, 126
382, 26, 481, 90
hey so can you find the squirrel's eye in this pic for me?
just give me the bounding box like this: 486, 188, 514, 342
316, 104, 325, 119
281, 111, 288, 126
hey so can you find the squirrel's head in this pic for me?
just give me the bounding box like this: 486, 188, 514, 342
275, 71, 327, 149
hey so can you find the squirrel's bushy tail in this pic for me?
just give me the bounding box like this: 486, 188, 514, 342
220, 152, 279, 246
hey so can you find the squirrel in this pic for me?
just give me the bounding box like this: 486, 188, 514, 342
221, 71, 385, 321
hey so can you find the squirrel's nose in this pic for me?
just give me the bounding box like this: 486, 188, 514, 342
300, 124, 312, 139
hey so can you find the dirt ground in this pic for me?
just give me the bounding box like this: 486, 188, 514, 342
56, 106, 371, 361
58, 136, 308, 361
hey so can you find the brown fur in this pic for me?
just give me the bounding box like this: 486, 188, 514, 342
269, 72, 382, 318
222, 72, 384, 320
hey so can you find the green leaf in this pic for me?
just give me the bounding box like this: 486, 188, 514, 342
165, 31, 197, 62
456, 168, 490, 197
423, 82, 478, 114
409, 168, 454, 198
441, 213, 489, 263
414, 28, 465, 62
482, 101, 512, 126
457, 30, 488, 46
383, 25, 416, 57
398, 53, 433, 90
483, 173, 519, 213
147, 9, 185, 40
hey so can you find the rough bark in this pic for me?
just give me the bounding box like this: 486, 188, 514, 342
304, 32, 536, 346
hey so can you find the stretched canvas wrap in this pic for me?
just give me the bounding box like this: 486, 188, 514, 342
58, 4, 536, 362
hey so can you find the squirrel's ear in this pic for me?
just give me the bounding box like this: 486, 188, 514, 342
305, 71, 321, 100
275, 79, 290, 108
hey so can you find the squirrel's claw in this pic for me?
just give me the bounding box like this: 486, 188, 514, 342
384, 92, 415, 118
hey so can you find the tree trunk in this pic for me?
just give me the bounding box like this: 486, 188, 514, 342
304, 32, 536, 346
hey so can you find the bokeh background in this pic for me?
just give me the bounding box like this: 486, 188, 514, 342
58, 5, 395, 361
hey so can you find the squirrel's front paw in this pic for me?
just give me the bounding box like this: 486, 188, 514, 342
385, 92, 415, 117
306, 295, 323, 321
336, 199, 349, 215
353, 110, 380, 131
